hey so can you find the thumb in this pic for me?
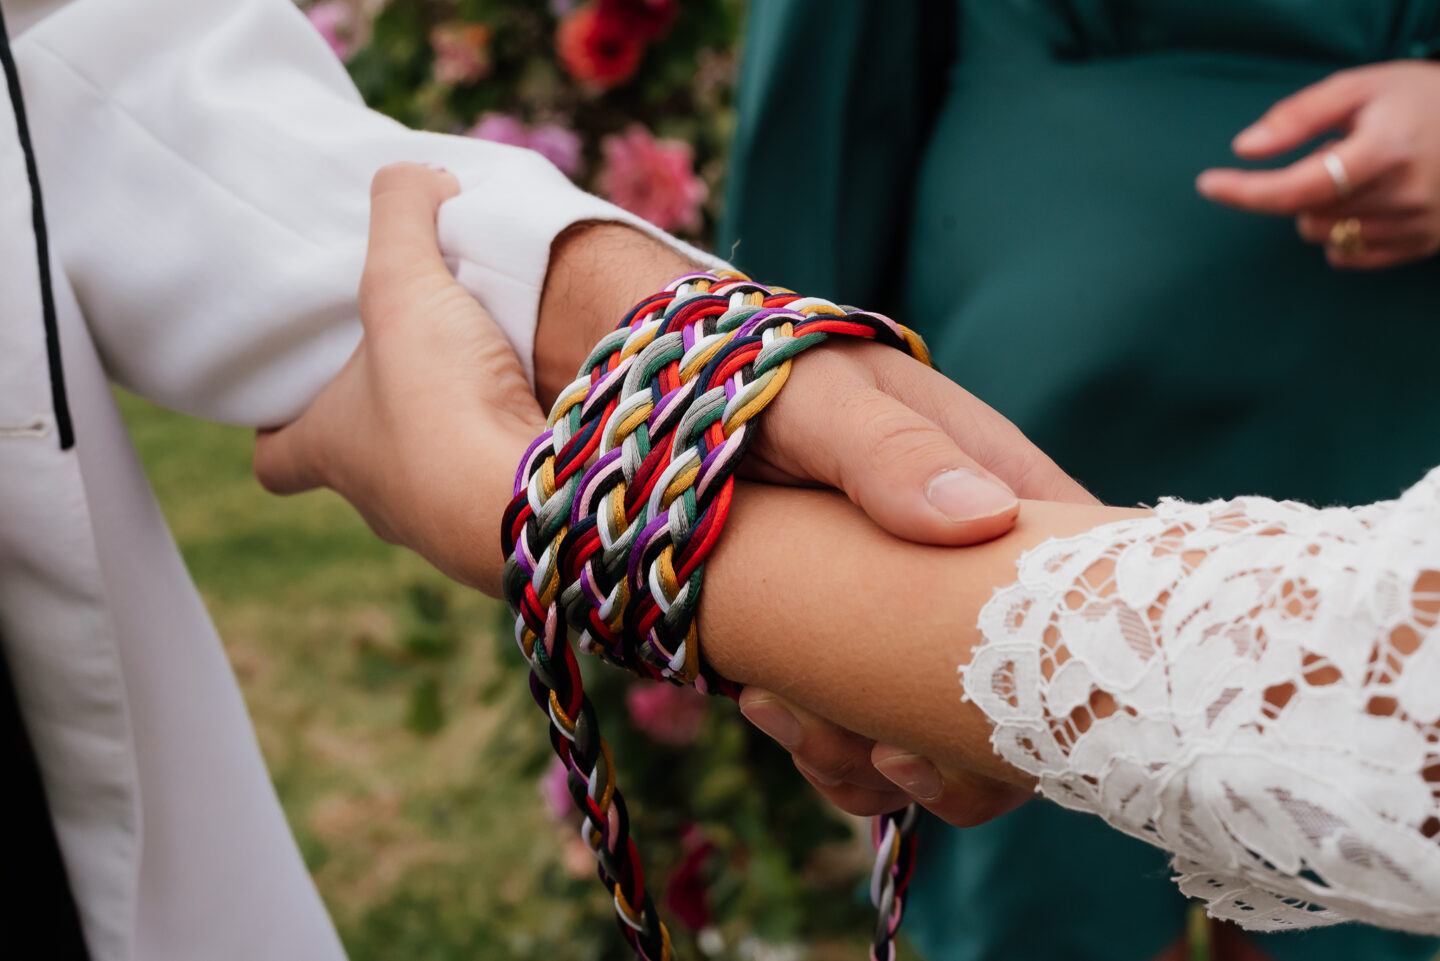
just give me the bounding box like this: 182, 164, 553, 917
358, 162, 463, 331
253, 419, 323, 496
821, 388, 1020, 546
1232, 70, 1373, 158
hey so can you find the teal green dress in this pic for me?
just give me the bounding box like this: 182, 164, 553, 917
722, 3, 1440, 960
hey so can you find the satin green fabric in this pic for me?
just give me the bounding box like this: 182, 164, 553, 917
722, 3, 1440, 960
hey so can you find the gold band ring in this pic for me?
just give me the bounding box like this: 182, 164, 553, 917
1328, 217, 1366, 257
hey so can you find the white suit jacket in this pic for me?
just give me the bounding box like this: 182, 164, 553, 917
0, 1, 704, 958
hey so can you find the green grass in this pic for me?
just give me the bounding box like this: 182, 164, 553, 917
118, 389, 628, 959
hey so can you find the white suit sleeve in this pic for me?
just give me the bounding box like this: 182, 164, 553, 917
11, 0, 713, 426
964, 467, 1440, 935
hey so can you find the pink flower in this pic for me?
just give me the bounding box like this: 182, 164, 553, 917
527, 123, 585, 179
598, 125, 707, 233
469, 113, 584, 178
469, 113, 529, 148
540, 757, 573, 819
430, 22, 492, 86
307, 1, 353, 61
625, 681, 708, 746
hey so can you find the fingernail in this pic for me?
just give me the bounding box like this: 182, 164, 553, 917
1233, 123, 1273, 153
925, 469, 1018, 523
424, 162, 450, 173
740, 697, 804, 750
873, 751, 943, 802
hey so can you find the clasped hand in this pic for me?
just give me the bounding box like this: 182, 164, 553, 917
254, 163, 1092, 828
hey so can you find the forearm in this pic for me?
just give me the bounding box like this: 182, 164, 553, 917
699, 487, 1141, 786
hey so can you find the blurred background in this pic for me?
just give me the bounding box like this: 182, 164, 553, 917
119, 1, 883, 958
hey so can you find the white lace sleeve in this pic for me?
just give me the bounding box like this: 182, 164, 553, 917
963, 468, 1440, 935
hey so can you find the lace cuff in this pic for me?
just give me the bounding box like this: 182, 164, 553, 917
963, 469, 1440, 934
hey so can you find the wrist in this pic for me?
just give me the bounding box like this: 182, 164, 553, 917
408, 418, 537, 596
534, 222, 698, 408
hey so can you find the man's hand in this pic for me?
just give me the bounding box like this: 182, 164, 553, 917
535, 226, 1090, 546
254, 163, 543, 594
747, 340, 1091, 544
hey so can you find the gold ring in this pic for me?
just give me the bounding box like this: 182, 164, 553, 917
1328, 217, 1365, 257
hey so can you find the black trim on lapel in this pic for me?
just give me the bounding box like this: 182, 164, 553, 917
0, 4, 75, 450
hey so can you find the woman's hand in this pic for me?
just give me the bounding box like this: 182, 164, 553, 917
738, 688, 1032, 827
1196, 60, 1440, 269
254, 163, 544, 594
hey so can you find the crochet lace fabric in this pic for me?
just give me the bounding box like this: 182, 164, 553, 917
964, 468, 1440, 934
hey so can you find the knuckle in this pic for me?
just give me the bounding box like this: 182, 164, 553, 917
1271, 185, 1306, 212
1373, 132, 1413, 172
800, 741, 867, 785
983, 445, 1047, 499
1394, 182, 1434, 215
850, 396, 946, 462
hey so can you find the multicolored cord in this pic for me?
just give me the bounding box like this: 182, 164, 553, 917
501, 271, 927, 961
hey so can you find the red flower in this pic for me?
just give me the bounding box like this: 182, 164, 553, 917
598, 0, 678, 41
556, 2, 645, 90
665, 826, 716, 930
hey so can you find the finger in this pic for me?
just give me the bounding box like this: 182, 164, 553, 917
1230, 70, 1375, 159
794, 762, 911, 818
824, 385, 1022, 545
1296, 212, 1432, 247
360, 162, 463, 327
1196, 136, 1391, 215
253, 422, 323, 495
871, 744, 1030, 828
1325, 238, 1440, 270
873, 352, 1096, 505
739, 688, 901, 793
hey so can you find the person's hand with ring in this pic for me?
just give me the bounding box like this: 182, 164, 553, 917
1195, 60, 1440, 270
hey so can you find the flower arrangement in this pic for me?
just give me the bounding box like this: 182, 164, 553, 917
307, 0, 738, 241
297, 3, 877, 958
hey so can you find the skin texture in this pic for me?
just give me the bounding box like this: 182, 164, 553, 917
1197, 60, 1440, 269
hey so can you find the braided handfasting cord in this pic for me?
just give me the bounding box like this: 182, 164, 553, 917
501, 271, 928, 961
